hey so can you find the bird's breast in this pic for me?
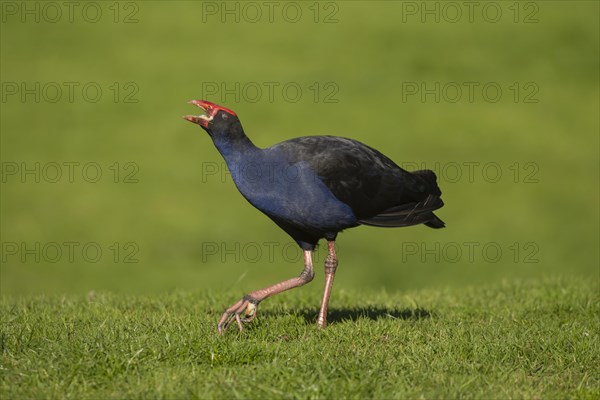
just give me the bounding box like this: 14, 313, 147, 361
228, 159, 357, 231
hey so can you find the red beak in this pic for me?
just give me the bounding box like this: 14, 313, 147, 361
183, 100, 237, 129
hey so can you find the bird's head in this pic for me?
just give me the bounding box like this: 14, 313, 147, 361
184, 100, 240, 137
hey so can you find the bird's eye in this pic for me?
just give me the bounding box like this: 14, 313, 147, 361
222, 113, 229, 120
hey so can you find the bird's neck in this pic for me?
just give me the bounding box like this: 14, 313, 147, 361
211, 128, 260, 166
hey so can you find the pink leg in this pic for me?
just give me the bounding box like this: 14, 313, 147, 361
218, 250, 314, 334
316, 241, 338, 328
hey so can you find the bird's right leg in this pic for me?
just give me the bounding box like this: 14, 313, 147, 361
217, 250, 314, 334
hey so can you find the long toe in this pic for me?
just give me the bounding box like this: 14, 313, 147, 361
217, 298, 259, 334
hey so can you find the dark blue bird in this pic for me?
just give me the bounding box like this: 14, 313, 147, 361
184, 100, 445, 334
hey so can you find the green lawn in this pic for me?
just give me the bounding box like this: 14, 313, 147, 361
1, 1, 599, 398
1, 278, 598, 399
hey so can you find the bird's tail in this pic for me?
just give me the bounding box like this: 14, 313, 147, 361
358, 194, 445, 228
413, 169, 445, 228
412, 169, 442, 196
358, 169, 445, 228
424, 214, 445, 229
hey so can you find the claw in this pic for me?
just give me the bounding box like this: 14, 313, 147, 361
217, 296, 260, 334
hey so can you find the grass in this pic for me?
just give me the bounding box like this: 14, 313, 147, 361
1, 277, 598, 399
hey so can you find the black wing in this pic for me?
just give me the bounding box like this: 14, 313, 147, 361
271, 136, 444, 227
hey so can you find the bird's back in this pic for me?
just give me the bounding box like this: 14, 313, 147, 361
270, 135, 444, 227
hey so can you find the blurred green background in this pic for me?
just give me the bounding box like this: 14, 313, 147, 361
1, 1, 598, 297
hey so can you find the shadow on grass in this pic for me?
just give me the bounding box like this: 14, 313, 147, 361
331, 307, 431, 322
306, 307, 432, 324
261, 306, 432, 324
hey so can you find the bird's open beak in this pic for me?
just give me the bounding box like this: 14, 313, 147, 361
183, 100, 215, 129
184, 100, 238, 129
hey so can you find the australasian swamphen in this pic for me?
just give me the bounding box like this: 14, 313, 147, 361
184, 100, 445, 334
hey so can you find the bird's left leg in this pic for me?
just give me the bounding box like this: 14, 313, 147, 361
316, 240, 338, 328
217, 250, 314, 334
